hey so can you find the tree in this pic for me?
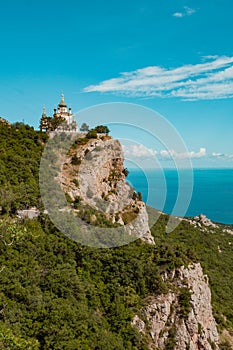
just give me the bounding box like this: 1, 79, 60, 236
39, 115, 66, 133
122, 168, 129, 177
86, 129, 97, 139
80, 123, 89, 132
137, 192, 142, 201
94, 125, 110, 134
132, 192, 137, 201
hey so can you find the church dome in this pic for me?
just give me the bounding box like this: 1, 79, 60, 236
58, 93, 67, 107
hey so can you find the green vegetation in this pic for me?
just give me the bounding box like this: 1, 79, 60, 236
137, 192, 143, 201
71, 154, 82, 165
72, 137, 89, 146
40, 115, 77, 133
94, 125, 110, 134
86, 129, 98, 139
149, 210, 233, 339
85, 125, 110, 139
165, 326, 176, 350
80, 123, 89, 132
122, 209, 138, 225
0, 217, 185, 350
0, 121, 47, 213
122, 168, 129, 177
178, 288, 192, 318
1, 119, 233, 349
72, 178, 79, 187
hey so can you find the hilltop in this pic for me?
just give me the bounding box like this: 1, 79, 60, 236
0, 119, 233, 349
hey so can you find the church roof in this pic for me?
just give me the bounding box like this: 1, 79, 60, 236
58, 93, 67, 107
42, 107, 47, 117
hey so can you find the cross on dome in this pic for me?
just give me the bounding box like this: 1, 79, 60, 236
59, 93, 67, 107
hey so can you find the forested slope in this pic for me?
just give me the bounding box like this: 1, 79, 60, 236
0, 119, 233, 349
0, 120, 47, 213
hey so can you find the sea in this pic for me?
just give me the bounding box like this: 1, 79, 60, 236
127, 168, 233, 225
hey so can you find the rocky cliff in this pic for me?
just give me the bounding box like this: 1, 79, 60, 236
59, 133, 220, 349
59, 134, 154, 245
132, 263, 219, 350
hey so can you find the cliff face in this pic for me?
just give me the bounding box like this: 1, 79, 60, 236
132, 263, 219, 350
60, 135, 154, 245
59, 134, 220, 349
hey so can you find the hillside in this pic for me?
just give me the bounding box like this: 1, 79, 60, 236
0, 120, 233, 349
0, 119, 48, 214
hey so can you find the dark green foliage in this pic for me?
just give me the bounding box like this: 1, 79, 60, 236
86, 129, 97, 139
0, 121, 47, 213
149, 209, 233, 333
71, 154, 81, 165
40, 115, 66, 132
165, 326, 176, 350
178, 288, 192, 318
137, 192, 143, 201
73, 137, 89, 146
0, 322, 39, 349
72, 178, 79, 187
1, 119, 233, 349
122, 210, 138, 225
94, 125, 110, 134
80, 123, 89, 132
122, 168, 129, 177
198, 322, 203, 335
0, 217, 179, 349
219, 340, 233, 349
65, 193, 73, 204
73, 196, 81, 209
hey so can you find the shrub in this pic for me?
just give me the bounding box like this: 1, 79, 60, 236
86, 129, 97, 139
94, 125, 110, 134
179, 288, 192, 318
122, 168, 129, 177
74, 137, 88, 146
71, 155, 81, 165
122, 210, 138, 224
80, 122, 89, 132
72, 178, 79, 187
73, 196, 81, 209
137, 192, 143, 201
65, 193, 73, 204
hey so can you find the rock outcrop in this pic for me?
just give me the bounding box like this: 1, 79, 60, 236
60, 134, 154, 245
132, 263, 219, 350
53, 133, 220, 348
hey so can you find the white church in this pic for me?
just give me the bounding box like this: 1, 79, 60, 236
40, 94, 77, 132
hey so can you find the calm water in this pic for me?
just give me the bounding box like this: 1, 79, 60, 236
127, 168, 233, 225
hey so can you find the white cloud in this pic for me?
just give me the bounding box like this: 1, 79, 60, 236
123, 145, 233, 163
173, 12, 183, 18
84, 56, 233, 100
212, 152, 225, 158
123, 145, 207, 160
122, 144, 157, 158
173, 6, 196, 18
184, 6, 196, 16
159, 148, 206, 160
211, 152, 233, 160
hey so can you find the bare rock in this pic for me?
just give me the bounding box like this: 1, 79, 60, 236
60, 135, 155, 245
132, 263, 219, 350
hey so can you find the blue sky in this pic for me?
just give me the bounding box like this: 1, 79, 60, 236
1, 0, 233, 168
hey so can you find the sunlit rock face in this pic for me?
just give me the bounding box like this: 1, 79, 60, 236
60, 135, 154, 245
132, 263, 219, 350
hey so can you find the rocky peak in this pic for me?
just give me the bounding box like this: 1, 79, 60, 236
60, 134, 155, 245
132, 263, 219, 350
